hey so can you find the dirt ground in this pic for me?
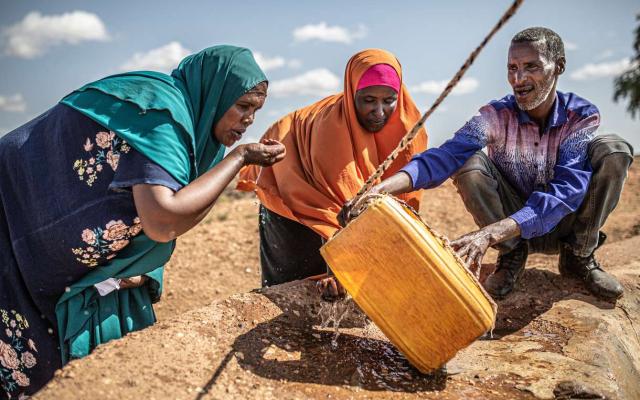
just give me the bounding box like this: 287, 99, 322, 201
37, 157, 640, 399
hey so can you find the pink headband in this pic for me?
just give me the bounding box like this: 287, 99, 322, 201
356, 64, 401, 92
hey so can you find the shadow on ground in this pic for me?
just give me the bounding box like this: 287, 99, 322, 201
482, 266, 617, 337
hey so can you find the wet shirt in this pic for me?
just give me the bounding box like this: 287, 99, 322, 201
0, 103, 181, 396
401, 91, 599, 239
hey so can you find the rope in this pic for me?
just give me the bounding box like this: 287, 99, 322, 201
348, 0, 524, 215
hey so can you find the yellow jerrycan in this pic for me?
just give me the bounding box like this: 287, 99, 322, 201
320, 194, 496, 372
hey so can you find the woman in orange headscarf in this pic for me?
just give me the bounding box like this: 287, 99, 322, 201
238, 49, 427, 288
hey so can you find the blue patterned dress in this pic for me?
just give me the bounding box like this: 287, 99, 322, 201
0, 104, 181, 397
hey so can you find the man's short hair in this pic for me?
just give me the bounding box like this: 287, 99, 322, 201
511, 27, 565, 63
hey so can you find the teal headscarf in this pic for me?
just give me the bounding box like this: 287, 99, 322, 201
56, 45, 267, 362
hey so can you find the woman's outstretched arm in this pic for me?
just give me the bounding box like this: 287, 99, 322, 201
133, 139, 285, 242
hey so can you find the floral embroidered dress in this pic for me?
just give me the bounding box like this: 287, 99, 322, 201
0, 104, 181, 398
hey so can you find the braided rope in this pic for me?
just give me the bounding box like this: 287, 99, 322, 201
350, 0, 524, 210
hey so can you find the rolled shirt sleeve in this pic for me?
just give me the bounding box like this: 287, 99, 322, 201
510, 113, 599, 238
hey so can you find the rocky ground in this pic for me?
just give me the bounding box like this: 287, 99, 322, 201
36, 158, 640, 399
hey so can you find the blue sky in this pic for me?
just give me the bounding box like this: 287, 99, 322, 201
0, 0, 638, 151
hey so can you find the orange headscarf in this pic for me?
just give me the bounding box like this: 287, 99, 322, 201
237, 49, 428, 239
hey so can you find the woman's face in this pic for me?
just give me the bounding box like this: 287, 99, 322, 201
213, 82, 267, 146
354, 85, 398, 133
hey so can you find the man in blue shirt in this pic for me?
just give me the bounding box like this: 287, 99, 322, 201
338, 27, 633, 301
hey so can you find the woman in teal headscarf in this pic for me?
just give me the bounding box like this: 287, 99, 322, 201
0, 45, 284, 397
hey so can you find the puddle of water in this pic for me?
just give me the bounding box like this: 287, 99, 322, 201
245, 286, 446, 392
238, 296, 445, 392
240, 315, 446, 392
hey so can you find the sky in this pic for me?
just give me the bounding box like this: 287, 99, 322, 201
0, 0, 638, 152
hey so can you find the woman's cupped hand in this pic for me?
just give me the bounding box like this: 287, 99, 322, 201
238, 138, 286, 167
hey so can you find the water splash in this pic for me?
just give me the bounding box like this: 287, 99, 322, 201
316, 296, 355, 348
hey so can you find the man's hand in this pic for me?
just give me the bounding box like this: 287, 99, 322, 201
338, 186, 385, 227
450, 217, 522, 279
450, 230, 492, 279
338, 171, 414, 227
337, 197, 360, 227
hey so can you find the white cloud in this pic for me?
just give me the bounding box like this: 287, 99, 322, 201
4, 11, 109, 58
269, 68, 341, 97
119, 41, 191, 72
411, 77, 479, 96
253, 52, 302, 72
595, 49, 615, 61
0, 94, 26, 112
254, 52, 285, 71
564, 41, 578, 51
570, 58, 635, 81
293, 22, 367, 44
287, 59, 303, 69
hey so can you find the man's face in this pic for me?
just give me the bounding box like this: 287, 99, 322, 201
507, 41, 558, 111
